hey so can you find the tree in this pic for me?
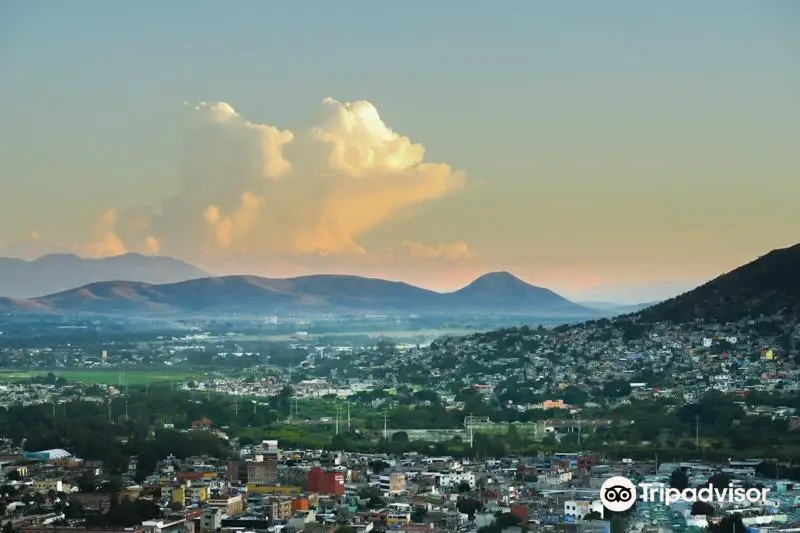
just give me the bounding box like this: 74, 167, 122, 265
411, 507, 428, 523
369, 460, 389, 474
357, 487, 384, 509
456, 498, 483, 519
334, 527, 357, 533
708, 473, 733, 488
670, 468, 690, 491
610, 515, 626, 533
457, 481, 471, 493
584, 510, 602, 520
691, 501, 715, 516
391, 431, 409, 443
64, 496, 84, 519
77, 473, 98, 493
603, 380, 632, 400
560, 385, 589, 406
495, 513, 522, 529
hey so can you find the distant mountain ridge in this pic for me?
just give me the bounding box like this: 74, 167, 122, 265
579, 301, 658, 313
634, 243, 800, 323
0, 253, 210, 298
0, 271, 596, 317
446, 271, 584, 312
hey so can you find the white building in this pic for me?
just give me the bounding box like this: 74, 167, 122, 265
379, 473, 407, 495
202, 507, 222, 532
564, 500, 604, 520
540, 471, 572, 486
437, 472, 476, 489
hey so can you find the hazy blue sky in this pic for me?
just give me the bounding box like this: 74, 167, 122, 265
1, 1, 798, 302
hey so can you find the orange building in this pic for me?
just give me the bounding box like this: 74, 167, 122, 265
291, 497, 309, 512
307, 467, 344, 496
541, 399, 566, 410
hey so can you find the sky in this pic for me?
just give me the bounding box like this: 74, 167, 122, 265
1, 1, 798, 303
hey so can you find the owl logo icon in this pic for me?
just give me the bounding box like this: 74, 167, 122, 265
600, 476, 637, 512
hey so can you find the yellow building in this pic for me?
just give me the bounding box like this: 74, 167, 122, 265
171, 486, 185, 504
33, 480, 70, 493
188, 485, 209, 503
208, 495, 244, 517
246, 484, 301, 496
386, 512, 410, 525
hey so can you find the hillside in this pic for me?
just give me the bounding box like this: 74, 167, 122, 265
636, 243, 800, 323
0, 253, 210, 298
0, 272, 594, 317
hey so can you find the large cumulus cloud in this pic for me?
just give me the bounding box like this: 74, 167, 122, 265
76, 97, 472, 269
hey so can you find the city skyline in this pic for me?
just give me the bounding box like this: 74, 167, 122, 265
2, 1, 798, 303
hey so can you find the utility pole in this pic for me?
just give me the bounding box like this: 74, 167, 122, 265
347, 402, 351, 430
695, 415, 700, 450
469, 416, 474, 449
108, 399, 112, 423
234, 397, 239, 417
383, 409, 388, 440
335, 405, 340, 436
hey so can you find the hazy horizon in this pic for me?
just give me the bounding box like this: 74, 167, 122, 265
0, 249, 706, 304
2, 1, 798, 304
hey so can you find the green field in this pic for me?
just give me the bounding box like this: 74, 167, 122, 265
0, 369, 201, 385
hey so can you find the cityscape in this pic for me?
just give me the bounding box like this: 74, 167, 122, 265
1, 3, 799, 533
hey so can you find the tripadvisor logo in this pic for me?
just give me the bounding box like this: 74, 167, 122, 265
600, 476, 638, 512
600, 476, 770, 512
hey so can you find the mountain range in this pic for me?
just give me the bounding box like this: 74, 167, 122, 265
5, 242, 794, 320
0, 253, 209, 299
0, 270, 595, 317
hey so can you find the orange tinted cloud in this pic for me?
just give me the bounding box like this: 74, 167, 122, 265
81, 98, 468, 265
78, 209, 127, 258
398, 240, 476, 260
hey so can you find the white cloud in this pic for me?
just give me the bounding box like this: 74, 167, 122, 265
79, 97, 469, 267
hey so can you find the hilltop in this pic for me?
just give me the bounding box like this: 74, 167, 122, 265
635, 243, 800, 324
0, 271, 595, 317
0, 253, 209, 298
